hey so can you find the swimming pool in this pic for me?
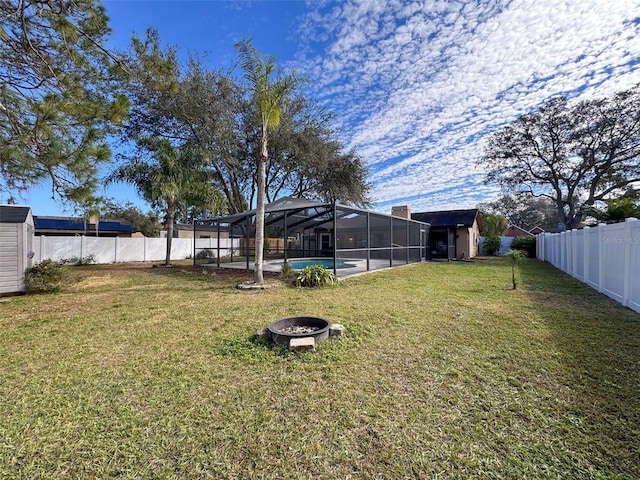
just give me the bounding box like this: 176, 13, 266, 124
282, 258, 355, 270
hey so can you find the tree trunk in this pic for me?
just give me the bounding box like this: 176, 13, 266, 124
512, 263, 517, 290
254, 133, 268, 284
165, 202, 176, 266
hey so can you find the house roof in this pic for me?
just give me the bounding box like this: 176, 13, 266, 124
34, 216, 133, 233
505, 224, 533, 237
0, 205, 31, 223
411, 209, 480, 228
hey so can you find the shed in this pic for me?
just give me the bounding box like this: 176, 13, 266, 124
0, 205, 34, 295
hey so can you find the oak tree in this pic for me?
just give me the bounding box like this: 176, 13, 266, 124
481, 86, 640, 229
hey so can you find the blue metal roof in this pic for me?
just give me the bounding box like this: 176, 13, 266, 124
34, 216, 132, 232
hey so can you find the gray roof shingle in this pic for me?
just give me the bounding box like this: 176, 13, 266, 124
0, 205, 31, 223
411, 209, 479, 228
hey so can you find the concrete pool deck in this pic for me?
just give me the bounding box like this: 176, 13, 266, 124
200, 258, 419, 279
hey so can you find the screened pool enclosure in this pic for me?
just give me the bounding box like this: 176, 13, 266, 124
193, 197, 430, 278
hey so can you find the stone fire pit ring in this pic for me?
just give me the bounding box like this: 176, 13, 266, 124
267, 316, 331, 346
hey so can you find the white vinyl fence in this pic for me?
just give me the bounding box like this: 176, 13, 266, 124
34, 236, 238, 264
537, 218, 640, 314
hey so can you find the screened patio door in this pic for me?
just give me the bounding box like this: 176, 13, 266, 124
448, 229, 456, 260
319, 233, 331, 255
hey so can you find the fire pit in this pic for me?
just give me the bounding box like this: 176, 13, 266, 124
267, 316, 331, 346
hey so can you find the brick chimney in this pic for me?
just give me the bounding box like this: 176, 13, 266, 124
391, 205, 411, 219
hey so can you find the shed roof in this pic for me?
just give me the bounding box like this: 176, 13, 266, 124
0, 205, 32, 223
411, 209, 480, 228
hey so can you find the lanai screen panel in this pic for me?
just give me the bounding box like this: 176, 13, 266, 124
392, 217, 408, 265
368, 211, 392, 269
408, 222, 424, 262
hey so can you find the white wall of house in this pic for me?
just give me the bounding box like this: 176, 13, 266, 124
33, 236, 239, 264
459, 218, 482, 258
537, 218, 640, 315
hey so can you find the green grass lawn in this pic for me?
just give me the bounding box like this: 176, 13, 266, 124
1, 258, 638, 479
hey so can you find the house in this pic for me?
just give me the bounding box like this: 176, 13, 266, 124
505, 224, 533, 237
0, 205, 34, 295
529, 226, 545, 235
403, 207, 482, 260
34, 215, 133, 237
163, 223, 227, 239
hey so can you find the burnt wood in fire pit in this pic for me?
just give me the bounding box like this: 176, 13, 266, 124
268, 316, 331, 347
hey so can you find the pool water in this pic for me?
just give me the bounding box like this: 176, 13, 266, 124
284, 258, 354, 270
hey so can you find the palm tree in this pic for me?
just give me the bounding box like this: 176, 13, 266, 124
480, 211, 508, 237
108, 139, 223, 266
504, 249, 527, 289
235, 38, 298, 284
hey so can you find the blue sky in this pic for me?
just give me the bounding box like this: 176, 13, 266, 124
16, 0, 640, 217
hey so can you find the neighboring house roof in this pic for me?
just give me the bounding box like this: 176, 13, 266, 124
411, 209, 480, 229
529, 226, 545, 234
0, 205, 31, 223
34, 216, 133, 233
176, 224, 196, 231
505, 224, 533, 237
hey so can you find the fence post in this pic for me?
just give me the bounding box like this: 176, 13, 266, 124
622, 218, 637, 307
114, 236, 119, 263
80, 235, 85, 260
545, 233, 550, 262
597, 223, 605, 293
559, 231, 565, 272
582, 226, 590, 285
571, 229, 577, 279
39, 234, 45, 262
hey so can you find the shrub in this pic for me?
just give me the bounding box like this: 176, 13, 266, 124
510, 236, 536, 258
296, 265, 337, 287
195, 249, 215, 261
483, 236, 502, 256
24, 259, 70, 294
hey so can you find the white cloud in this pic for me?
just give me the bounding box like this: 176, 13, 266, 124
298, 0, 640, 212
